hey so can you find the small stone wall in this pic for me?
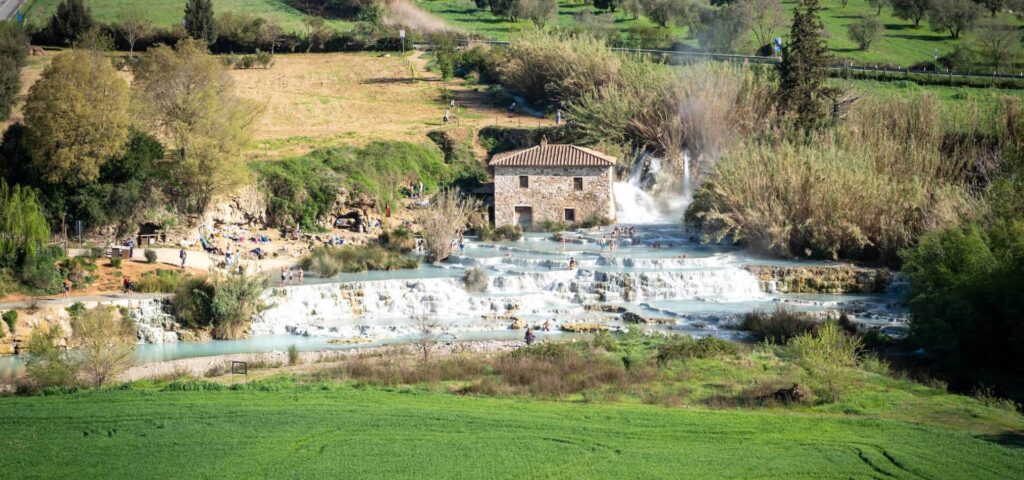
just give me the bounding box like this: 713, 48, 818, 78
744, 264, 895, 294
493, 165, 615, 227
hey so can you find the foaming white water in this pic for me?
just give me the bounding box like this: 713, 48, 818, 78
614, 154, 672, 224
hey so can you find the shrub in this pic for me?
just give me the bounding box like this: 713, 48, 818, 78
70, 306, 136, 387
740, 308, 818, 344
170, 272, 268, 339
2, 310, 16, 334
299, 245, 419, 277
288, 344, 300, 366
135, 269, 190, 293
109, 256, 122, 268
783, 322, 862, 402
417, 190, 479, 263
161, 380, 226, 392
144, 249, 158, 264
656, 335, 741, 364
25, 325, 77, 389
499, 30, 622, 106
688, 95, 979, 262
462, 267, 488, 292
478, 224, 522, 241
537, 220, 568, 232
379, 227, 415, 253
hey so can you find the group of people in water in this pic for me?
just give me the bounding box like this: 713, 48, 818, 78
523, 320, 553, 345
280, 266, 304, 285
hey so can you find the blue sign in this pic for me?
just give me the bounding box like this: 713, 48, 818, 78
16, 12, 24, 25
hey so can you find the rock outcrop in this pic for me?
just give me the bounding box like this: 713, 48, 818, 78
744, 264, 895, 294
203, 185, 268, 227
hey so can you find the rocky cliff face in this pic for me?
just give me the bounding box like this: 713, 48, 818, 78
744, 264, 895, 294
203, 185, 268, 227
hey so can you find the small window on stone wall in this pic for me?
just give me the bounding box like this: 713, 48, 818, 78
519, 176, 529, 188
564, 208, 576, 222
573, 177, 583, 191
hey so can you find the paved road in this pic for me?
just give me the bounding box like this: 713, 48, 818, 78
0, 292, 170, 310
0, 0, 22, 21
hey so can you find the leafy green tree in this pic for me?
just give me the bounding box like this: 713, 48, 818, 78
641, 0, 695, 27
184, 0, 217, 44
976, 0, 1005, 16
867, 0, 885, 14
696, 5, 748, 53
594, 0, 619, 12
847, 15, 883, 50
0, 23, 28, 121
902, 221, 1024, 380
776, 0, 834, 129
47, 0, 93, 45
432, 34, 458, 80
890, 0, 931, 27
23, 49, 130, 186
0, 180, 50, 270
518, 0, 558, 25
929, 0, 981, 38
133, 39, 259, 213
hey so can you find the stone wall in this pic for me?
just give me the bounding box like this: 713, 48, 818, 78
493, 165, 615, 227
744, 264, 895, 294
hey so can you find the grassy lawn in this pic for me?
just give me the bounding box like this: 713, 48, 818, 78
20, 0, 356, 33
0, 385, 1021, 478
419, 0, 1024, 69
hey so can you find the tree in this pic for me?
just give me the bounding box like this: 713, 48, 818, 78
417, 189, 479, 262
303, 17, 334, 52
184, 0, 217, 44
486, 0, 521, 21
25, 325, 77, 388
594, 0, 619, 12
259, 19, 285, 53
847, 15, 883, 50
47, 0, 93, 45
890, 0, 931, 26
518, 0, 558, 25
776, 0, 834, 129
641, 0, 696, 27
969, 23, 1021, 70
0, 23, 28, 121
929, 0, 981, 38
23, 49, 130, 186
133, 39, 260, 213
867, 0, 885, 14
432, 34, 458, 80
70, 306, 136, 388
975, 0, 1005, 16
734, 0, 786, 50
0, 180, 50, 269
696, 5, 749, 53
115, 6, 151, 56
411, 316, 444, 362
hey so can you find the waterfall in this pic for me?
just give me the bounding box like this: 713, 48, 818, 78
613, 155, 672, 224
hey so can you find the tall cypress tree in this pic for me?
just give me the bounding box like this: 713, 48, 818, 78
47, 0, 93, 45
776, 0, 834, 129
184, 0, 217, 45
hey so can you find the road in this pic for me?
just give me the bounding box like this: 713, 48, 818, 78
0, 0, 22, 21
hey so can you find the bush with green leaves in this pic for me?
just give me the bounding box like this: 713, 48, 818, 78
300, 245, 418, 277
478, 224, 522, 241
25, 325, 77, 389
170, 272, 268, 339
288, 344, 300, 366
783, 321, 862, 402
135, 269, 190, 293
656, 335, 741, 364
740, 308, 818, 344
144, 249, 158, 264
1, 310, 15, 336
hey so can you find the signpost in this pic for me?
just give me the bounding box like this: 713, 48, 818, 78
400, 29, 406, 57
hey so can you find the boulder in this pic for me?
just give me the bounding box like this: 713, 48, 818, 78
203, 185, 267, 227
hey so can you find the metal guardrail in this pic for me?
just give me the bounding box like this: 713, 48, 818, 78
414, 39, 1024, 86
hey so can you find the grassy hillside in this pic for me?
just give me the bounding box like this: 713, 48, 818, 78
418, 0, 1024, 69
20, 0, 355, 33
1, 386, 1022, 478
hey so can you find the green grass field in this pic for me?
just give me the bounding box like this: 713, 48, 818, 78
20, 0, 355, 33
418, 0, 1024, 69
1, 386, 1022, 478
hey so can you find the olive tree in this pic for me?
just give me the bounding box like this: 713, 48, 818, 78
734, 0, 787, 50
115, 5, 151, 56
890, 0, 931, 27
23, 49, 130, 186
847, 15, 884, 50
133, 39, 260, 213
928, 0, 980, 38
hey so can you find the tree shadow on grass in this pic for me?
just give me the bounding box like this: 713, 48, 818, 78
890, 33, 949, 41
978, 431, 1024, 449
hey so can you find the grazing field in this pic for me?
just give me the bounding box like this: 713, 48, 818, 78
1, 386, 1022, 478
418, 0, 1024, 69
20, 0, 355, 33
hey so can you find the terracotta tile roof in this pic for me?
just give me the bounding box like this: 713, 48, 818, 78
489, 144, 617, 167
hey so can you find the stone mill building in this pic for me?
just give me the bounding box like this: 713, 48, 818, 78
490, 143, 617, 228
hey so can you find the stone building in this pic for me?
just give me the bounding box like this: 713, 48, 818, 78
490, 144, 616, 228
